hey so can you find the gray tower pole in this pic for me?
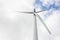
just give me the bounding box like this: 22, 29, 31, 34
33, 14, 38, 40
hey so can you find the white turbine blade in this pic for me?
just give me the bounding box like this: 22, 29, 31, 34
36, 10, 46, 13
34, 13, 51, 34
16, 11, 33, 14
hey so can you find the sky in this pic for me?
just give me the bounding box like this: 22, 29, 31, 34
0, 0, 60, 40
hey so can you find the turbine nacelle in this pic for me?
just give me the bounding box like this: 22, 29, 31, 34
34, 8, 36, 12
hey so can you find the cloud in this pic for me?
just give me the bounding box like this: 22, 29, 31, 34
0, 0, 60, 40
0, 0, 34, 40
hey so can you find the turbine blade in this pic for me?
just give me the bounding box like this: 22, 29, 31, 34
16, 11, 33, 14
36, 10, 46, 13
34, 13, 51, 34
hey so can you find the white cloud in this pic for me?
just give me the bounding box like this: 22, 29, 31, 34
0, 0, 60, 40
0, 0, 34, 40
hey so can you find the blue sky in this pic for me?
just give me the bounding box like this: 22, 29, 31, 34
34, 0, 60, 18
34, 0, 60, 10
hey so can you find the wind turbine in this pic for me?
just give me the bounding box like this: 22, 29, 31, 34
16, 8, 51, 40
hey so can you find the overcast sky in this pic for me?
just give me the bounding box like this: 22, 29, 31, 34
0, 0, 60, 40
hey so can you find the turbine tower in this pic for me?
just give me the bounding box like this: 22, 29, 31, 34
16, 8, 51, 40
